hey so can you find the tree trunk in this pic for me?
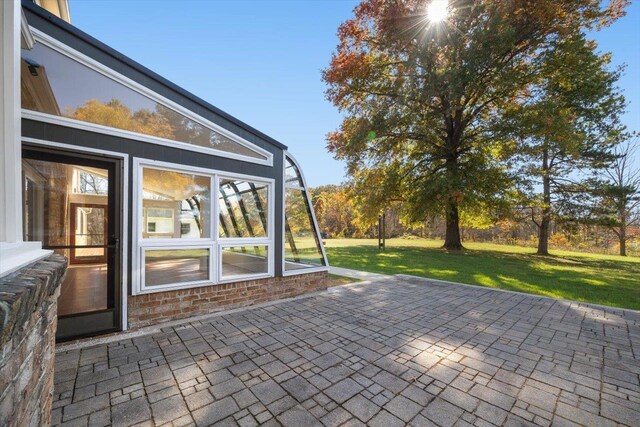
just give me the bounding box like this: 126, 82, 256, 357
442, 117, 464, 251
537, 212, 550, 255
619, 227, 627, 256
537, 145, 551, 256
443, 198, 463, 250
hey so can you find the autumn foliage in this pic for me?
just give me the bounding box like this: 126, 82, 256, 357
322, 0, 629, 250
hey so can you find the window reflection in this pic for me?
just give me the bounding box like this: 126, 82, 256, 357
221, 246, 268, 278
145, 249, 210, 286
142, 168, 210, 239
22, 158, 110, 315
218, 179, 268, 238
21, 43, 267, 160
284, 188, 325, 269
22, 159, 110, 248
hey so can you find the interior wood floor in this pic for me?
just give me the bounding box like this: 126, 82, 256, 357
145, 258, 210, 286
144, 257, 268, 286
58, 256, 272, 315
58, 264, 108, 316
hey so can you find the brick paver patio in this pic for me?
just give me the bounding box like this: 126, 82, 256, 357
53, 276, 640, 426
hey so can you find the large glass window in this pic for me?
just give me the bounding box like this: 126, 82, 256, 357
284, 156, 327, 272
218, 179, 269, 238
144, 248, 210, 287
221, 246, 269, 279
21, 42, 268, 161
141, 168, 211, 239
136, 161, 273, 292
285, 189, 325, 267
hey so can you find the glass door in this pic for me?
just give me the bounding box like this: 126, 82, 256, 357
22, 147, 122, 340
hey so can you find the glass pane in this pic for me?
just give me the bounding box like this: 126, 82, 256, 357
142, 168, 211, 239
285, 157, 303, 187
144, 249, 210, 287
284, 189, 325, 270
57, 263, 108, 315
21, 43, 267, 160
23, 159, 109, 247
72, 205, 106, 262
218, 179, 268, 238
22, 158, 110, 315
221, 246, 268, 278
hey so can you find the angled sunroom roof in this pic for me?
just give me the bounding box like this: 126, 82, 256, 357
20, 34, 270, 162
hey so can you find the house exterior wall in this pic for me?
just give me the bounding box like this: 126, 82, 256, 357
22, 118, 286, 290
19, 1, 328, 337
0, 3, 65, 425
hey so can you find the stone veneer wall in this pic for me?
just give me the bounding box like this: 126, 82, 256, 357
0, 255, 67, 427
128, 271, 328, 328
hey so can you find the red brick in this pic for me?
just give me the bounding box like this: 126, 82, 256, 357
128, 272, 327, 328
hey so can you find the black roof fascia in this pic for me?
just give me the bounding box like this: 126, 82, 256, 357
21, 0, 288, 151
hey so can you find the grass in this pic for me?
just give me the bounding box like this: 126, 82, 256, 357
324, 238, 640, 310
326, 273, 362, 287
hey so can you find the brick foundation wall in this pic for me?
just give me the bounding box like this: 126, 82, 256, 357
128, 271, 328, 328
0, 255, 67, 427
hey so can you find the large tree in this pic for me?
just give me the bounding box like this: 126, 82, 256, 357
323, 0, 627, 250
595, 138, 640, 256
506, 33, 627, 255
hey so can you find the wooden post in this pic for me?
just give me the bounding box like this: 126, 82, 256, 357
378, 212, 386, 250
383, 212, 386, 250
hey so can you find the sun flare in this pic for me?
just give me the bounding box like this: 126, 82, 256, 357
427, 0, 449, 23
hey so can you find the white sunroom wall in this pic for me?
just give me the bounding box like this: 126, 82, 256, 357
0, 1, 50, 277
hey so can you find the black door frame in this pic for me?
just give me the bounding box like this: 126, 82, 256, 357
22, 144, 123, 341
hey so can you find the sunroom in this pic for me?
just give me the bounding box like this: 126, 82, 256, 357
18, 1, 328, 340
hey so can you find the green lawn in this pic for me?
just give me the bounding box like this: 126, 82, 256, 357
326, 274, 362, 287
324, 238, 640, 310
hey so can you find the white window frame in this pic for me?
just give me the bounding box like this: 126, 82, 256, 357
218, 244, 272, 284
136, 163, 214, 245
141, 245, 214, 291
22, 28, 274, 167
133, 158, 274, 294
216, 173, 274, 282
282, 152, 329, 276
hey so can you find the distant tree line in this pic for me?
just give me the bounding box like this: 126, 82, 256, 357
311, 139, 640, 257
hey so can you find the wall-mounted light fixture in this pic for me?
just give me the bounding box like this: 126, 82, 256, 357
24, 58, 41, 76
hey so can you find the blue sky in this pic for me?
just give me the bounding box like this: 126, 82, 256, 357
70, 0, 639, 187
